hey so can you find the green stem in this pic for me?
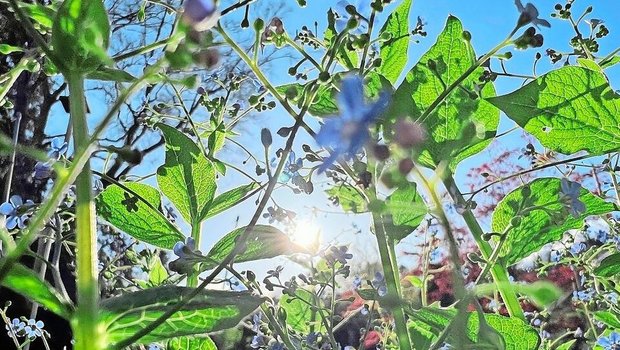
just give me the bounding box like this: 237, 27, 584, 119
67, 73, 102, 350
442, 171, 525, 320
371, 211, 412, 350
474, 224, 513, 284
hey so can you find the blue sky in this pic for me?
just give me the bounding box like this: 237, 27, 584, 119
43, 0, 620, 281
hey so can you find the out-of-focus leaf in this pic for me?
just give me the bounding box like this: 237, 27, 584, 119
1, 264, 73, 319
86, 66, 136, 82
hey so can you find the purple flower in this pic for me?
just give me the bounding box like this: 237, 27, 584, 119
598, 331, 620, 350
252, 313, 262, 332
182, 0, 219, 31
560, 179, 586, 218
515, 0, 550, 29
315, 75, 390, 173
0, 195, 34, 230
250, 334, 265, 349
33, 161, 53, 180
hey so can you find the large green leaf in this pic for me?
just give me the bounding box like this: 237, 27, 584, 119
96, 182, 184, 249
407, 307, 540, 350
201, 183, 258, 221
167, 336, 217, 350
378, 0, 412, 84
487, 66, 620, 155
100, 287, 264, 345
203, 225, 307, 269
1, 264, 73, 319
492, 178, 616, 265
51, 0, 110, 72
594, 253, 620, 277
157, 124, 216, 225
326, 184, 366, 213
386, 15, 499, 168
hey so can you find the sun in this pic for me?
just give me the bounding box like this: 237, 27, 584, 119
291, 219, 321, 251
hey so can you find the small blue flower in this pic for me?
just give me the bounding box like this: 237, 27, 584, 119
315, 75, 390, 173
597, 331, 620, 350
169, 237, 205, 274
430, 248, 443, 264
572, 288, 594, 302
372, 272, 387, 297
252, 312, 262, 332
23, 319, 44, 340
250, 334, 265, 348
570, 241, 587, 256
333, 0, 370, 32
279, 152, 303, 183
271, 343, 285, 350
605, 292, 619, 304
173, 237, 196, 259
183, 0, 219, 31
305, 331, 319, 345
0, 195, 34, 230
487, 299, 500, 312
515, 0, 551, 29
33, 162, 53, 180
49, 138, 68, 160
5, 318, 25, 337
324, 245, 353, 266
560, 179, 586, 218
550, 249, 562, 263
352, 275, 362, 290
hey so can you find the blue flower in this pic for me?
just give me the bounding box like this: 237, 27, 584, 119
597, 331, 620, 350
352, 275, 362, 290
315, 75, 390, 173
49, 138, 68, 160
572, 288, 594, 302
33, 162, 53, 180
250, 334, 265, 348
0, 195, 34, 230
570, 241, 587, 256
5, 318, 25, 337
560, 179, 586, 218
430, 248, 443, 264
605, 292, 619, 304
324, 245, 353, 266
169, 237, 205, 274
252, 313, 262, 332
305, 332, 319, 345
372, 272, 387, 297
279, 151, 303, 183
333, 0, 370, 32
515, 0, 551, 29
23, 319, 44, 340
271, 343, 285, 350
182, 0, 219, 31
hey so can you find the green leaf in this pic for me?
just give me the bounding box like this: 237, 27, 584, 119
201, 183, 258, 221
492, 178, 616, 265
148, 256, 169, 286
326, 185, 366, 213
386, 15, 499, 169
487, 66, 620, 156
167, 336, 217, 350
385, 184, 427, 227
378, 0, 412, 84
1, 264, 73, 319
0, 44, 24, 55
556, 339, 577, 350
157, 123, 217, 225
96, 182, 184, 249
20, 2, 57, 29
407, 307, 540, 350
203, 225, 307, 269
594, 311, 620, 329
100, 287, 264, 345
357, 288, 380, 301
476, 281, 562, 308
594, 253, 620, 277
280, 289, 323, 334
51, 0, 111, 73
86, 66, 136, 82
601, 55, 620, 69
577, 58, 604, 73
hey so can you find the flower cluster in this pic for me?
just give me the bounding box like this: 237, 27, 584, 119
0, 195, 34, 230
5, 318, 45, 340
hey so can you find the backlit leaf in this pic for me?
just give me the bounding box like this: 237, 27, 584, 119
378, 0, 412, 84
